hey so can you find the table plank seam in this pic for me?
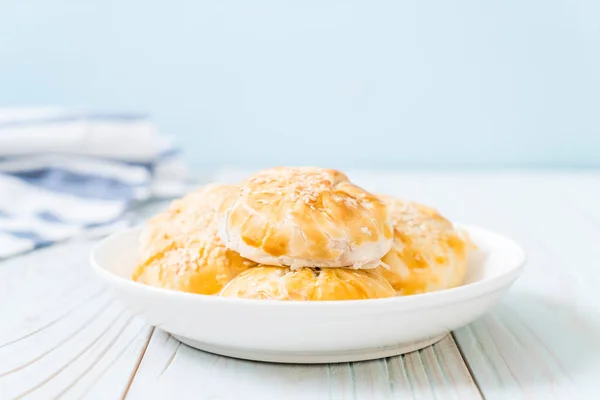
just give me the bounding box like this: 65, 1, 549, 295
78, 324, 152, 398
451, 331, 485, 399
398, 356, 417, 400
51, 316, 138, 398
382, 357, 395, 396
0, 288, 106, 349
159, 341, 182, 377
0, 297, 116, 379
121, 326, 155, 400
11, 312, 130, 399
347, 362, 358, 399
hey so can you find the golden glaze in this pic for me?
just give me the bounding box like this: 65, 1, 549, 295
220, 266, 395, 300
133, 185, 256, 294
220, 167, 393, 267
376, 196, 471, 295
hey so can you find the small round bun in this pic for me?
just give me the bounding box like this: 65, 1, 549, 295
376, 196, 472, 295
219, 167, 393, 268
219, 266, 395, 301
133, 185, 256, 295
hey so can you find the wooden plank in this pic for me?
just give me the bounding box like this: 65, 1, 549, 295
4, 171, 599, 399
447, 173, 600, 400
0, 239, 153, 400
126, 331, 480, 400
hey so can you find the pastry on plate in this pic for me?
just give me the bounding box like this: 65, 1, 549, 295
133, 184, 256, 294
220, 265, 395, 300
376, 196, 471, 295
219, 167, 393, 269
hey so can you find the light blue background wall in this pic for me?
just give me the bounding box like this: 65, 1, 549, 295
1, 1, 598, 169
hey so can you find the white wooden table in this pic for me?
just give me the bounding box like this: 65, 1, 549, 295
2, 170, 600, 399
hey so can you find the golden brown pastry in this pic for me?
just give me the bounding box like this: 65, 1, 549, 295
219, 167, 393, 269
133, 184, 256, 294
376, 196, 471, 295
220, 266, 395, 300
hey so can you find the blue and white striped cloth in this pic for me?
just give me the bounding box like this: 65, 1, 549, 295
0, 108, 189, 258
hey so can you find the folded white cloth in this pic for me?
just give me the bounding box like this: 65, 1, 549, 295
0, 108, 189, 258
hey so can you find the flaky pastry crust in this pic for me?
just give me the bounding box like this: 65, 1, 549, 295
376, 196, 471, 295
220, 265, 395, 300
219, 167, 393, 269
133, 185, 256, 294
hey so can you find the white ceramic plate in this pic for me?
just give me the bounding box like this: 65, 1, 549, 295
91, 224, 525, 364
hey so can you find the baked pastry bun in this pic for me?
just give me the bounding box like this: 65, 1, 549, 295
133, 184, 256, 294
376, 196, 471, 295
219, 167, 393, 269
220, 266, 395, 300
